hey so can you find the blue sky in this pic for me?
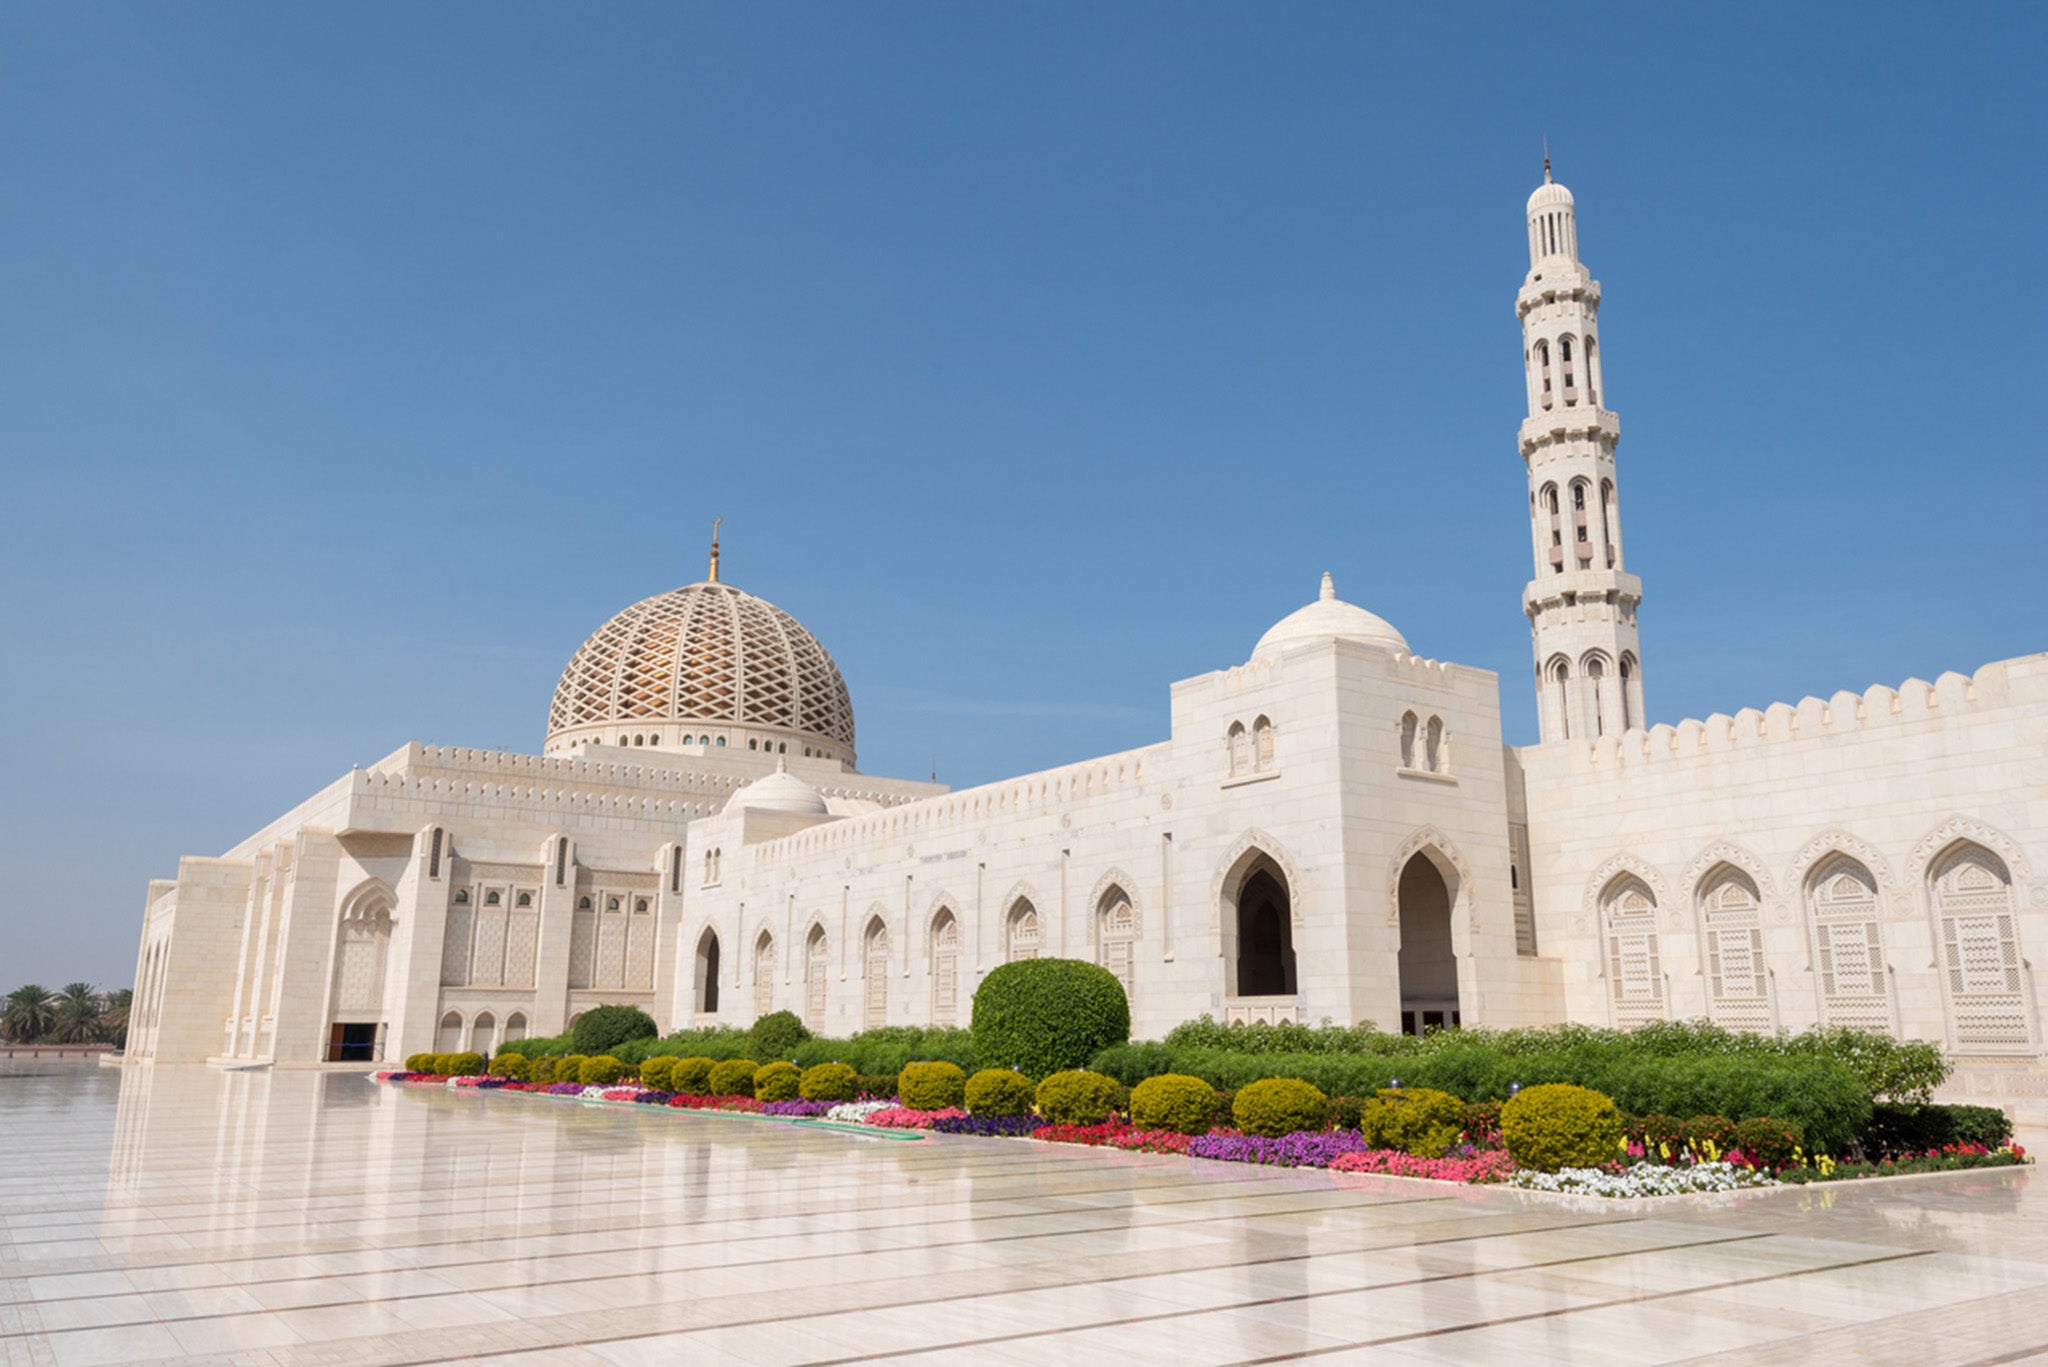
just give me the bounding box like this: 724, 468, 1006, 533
3, 3, 2042, 987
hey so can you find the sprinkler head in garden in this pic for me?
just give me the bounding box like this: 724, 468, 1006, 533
1508, 1082, 1522, 1096
1389, 1078, 1401, 1090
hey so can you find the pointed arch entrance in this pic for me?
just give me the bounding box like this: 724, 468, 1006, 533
693, 928, 721, 1015
1221, 847, 1296, 998
1397, 853, 1460, 1034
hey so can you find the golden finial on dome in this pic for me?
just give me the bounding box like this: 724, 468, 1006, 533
1543, 137, 1552, 183
709, 516, 722, 583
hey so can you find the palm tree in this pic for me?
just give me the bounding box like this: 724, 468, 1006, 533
100, 988, 134, 1048
49, 983, 104, 1045
2, 985, 56, 1043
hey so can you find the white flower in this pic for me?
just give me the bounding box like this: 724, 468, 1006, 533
824, 1099, 896, 1124
1504, 1161, 1777, 1198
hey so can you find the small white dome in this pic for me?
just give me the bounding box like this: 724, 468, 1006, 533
1527, 178, 1575, 215
1253, 573, 1409, 660
724, 759, 829, 816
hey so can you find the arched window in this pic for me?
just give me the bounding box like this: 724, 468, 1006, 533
1252, 715, 1274, 771
454, 887, 471, 905
1804, 855, 1889, 1031
1399, 711, 1418, 768
1585, 655, 1607, 737
930, 910, 960, 1025
1600, 479, 1617, 567
1534, 339, 1553, 410
1600, 876, 1663, 1025
1423, 716, 1444, 772
1585, 337, 1600, 406
1007, 900, 1040, 962
436, 1011, 464, 1054
716, 736, 725, 747
1226, 721, 1248, 777
503, 1011, 528, 1043
1697, 866, 1769, 1033
484, 889, 501, 906
515, 892, 531, 908
863, 920, 890, 1029
1618, 655, 1635, 731
1097, 888, 1137, 999
804, 926, 830, 1030
754, 930, 776, 1018
1930, 843, 2029, 1048
1551, 659, 1572, 740
1540, 483, 1563, 572
471, 1011, 497, 1056
1559, 334, 1577, 404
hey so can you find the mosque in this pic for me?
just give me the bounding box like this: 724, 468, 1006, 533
125, 170, 2048, 1123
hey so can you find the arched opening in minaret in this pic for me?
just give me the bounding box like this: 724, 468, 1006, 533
1619, 655, 1635, 731
1534, 339, 1553, 410
694, 928, 721, 1015
1551, 659, 1572, 740
1397, 854, 1460, 1035
1224, 853, 1296, 998
1560, 334, 1577, 405
1586, 337, 1600, 405
1587, 655, 1608, 736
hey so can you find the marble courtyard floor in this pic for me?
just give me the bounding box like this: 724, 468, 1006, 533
3, 1064, 2047, 1367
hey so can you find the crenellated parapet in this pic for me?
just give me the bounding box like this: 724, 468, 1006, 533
1528, 658, 2037, 774
756, 742, 1170, 859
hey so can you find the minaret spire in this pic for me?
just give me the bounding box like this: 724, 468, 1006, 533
708, 517, 722, 583
1516, 170, 1645, 744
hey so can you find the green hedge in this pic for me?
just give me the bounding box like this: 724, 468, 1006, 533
1090, 1042, 1871, 1152
790, 1027, 975, 1077
1157, 1017, 1948, 1102
972, 959, 1129, 1079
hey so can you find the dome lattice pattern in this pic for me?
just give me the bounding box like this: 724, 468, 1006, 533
547, 583, 855, 750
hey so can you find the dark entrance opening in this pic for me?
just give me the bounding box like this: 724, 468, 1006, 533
1236, 868, 1297, 996
1396, 853, 1461, 1035
697, 931, 722, 1014
326, 1022, 379, 1062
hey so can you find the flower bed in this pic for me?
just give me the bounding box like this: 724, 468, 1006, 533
371, 1069, 2028, 1199
1330, 1148, 1517, 1183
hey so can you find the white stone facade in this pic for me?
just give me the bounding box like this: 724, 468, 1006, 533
129, 172, 2048, 1125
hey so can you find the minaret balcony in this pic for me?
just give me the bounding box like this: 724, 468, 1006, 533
1520, 407, 1619, 455
1522, 570, 1643, 616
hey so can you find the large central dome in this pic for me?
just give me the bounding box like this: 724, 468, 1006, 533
545, 581, 855, 763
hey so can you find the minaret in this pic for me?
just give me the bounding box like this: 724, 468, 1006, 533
1518, 160, 1645, 743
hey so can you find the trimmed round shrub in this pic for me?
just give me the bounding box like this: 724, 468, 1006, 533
754, 1061, 802, 1103
445, 1052, 485, 1077
490, 1053, 531, 1082
748, 1010, 812, 1061
669, 1057, 715, 1094
965, 1068, 1037, 1116
405, 1053, 431, 1073
1501, 1083, 1625, 1172
799, 1062, 858, 1103
899, 1061, 968, 1111
639, 1056, 679, 1091
971, 958, 1130, 1079
579, 1056, 625, 1086
556, 1055, 589, 1085
1358, 1086, 1466, 1157
572, 1004, 659, 1056
708, 1059, 760, 1097
1732, 1116, 1805, 1171
1233, 1078, 1329, 1138
1683, 1113, 1739, 1157
1034, 1069, 1123, 1125
1130, 1074, 1220, 1135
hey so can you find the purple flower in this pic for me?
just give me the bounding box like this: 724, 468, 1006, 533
633, 1090, 675, 1105
761, 1099, 832, 1117
930, 1114, 1044, 1138
1188, 1129, 1371, 1168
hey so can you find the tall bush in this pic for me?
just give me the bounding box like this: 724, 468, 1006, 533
748, 1010, 812, 1061
572, 1005, 659, 1056
1501, 1083, 1623, 1172
972, 959, 1129, 1079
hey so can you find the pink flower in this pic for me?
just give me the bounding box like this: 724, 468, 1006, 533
1329, 1148, 1517, 1184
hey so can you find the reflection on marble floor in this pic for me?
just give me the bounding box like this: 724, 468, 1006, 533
2, 1062, 2047, 1366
